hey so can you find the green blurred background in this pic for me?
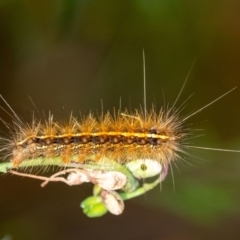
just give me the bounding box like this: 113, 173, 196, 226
1, 0, 240, 239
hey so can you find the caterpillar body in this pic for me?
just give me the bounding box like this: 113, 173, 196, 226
4, 108, 188, 168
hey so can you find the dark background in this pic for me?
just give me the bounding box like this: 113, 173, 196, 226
1, 1, 240, 239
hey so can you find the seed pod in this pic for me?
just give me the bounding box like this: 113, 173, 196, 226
67, 170, 90, 185
101, 190, 124, 215
126, 159, 162, 179
89, 171, 127, 191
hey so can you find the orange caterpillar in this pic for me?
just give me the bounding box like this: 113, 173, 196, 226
1, 54, 239, 217
0, 78, 236, 169
2, 107, 189, 167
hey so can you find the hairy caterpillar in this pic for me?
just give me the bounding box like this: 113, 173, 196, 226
0, 56, 239, 217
